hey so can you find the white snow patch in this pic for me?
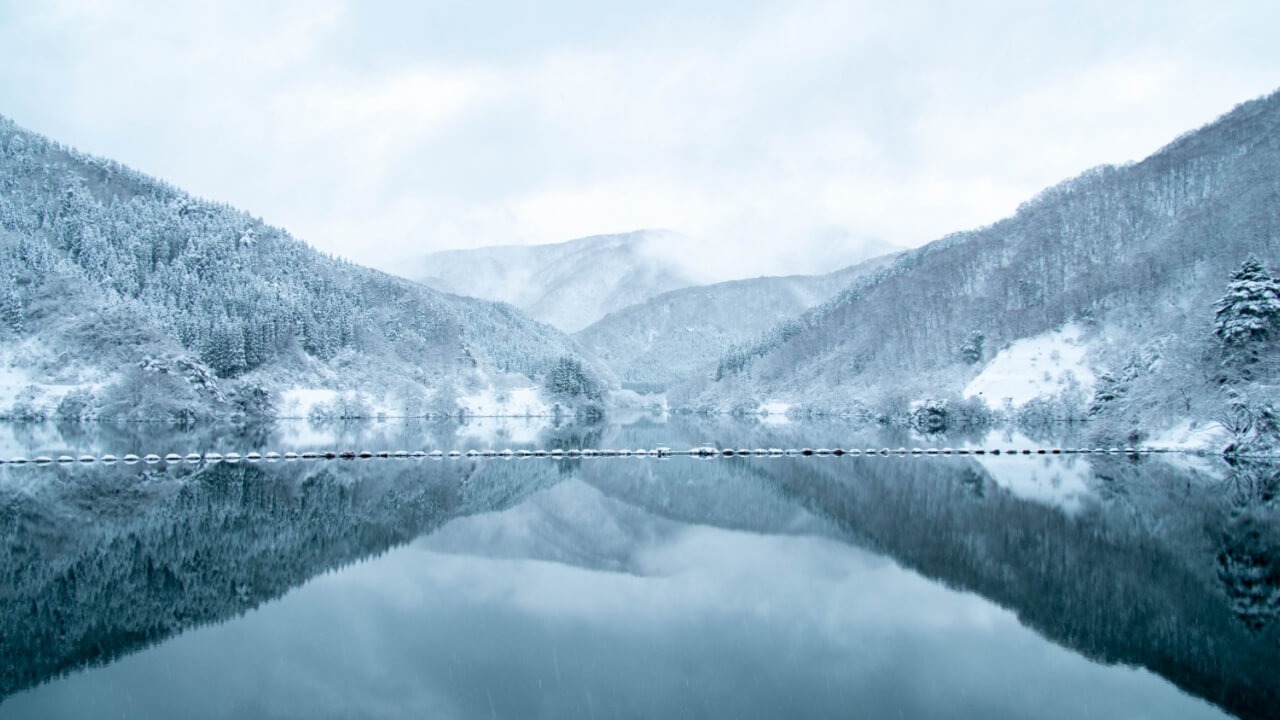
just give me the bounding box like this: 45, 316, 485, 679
1145, 420, 1232, 476
0, 364, 32, 410
366, 396, 398, 419
1147, 419, 1229, 453
458, 387, 550, 417
964, 324, 1095, 410
275, 388, 397, 420
278, 384, 550, 420
608, 389, 667, 416
0, 353, 89, 417
277, 388, 340, 418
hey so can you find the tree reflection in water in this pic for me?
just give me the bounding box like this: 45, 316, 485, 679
0, 419, 1276, 719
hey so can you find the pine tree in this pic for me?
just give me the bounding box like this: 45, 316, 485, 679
204, 320, 247, 377
548, 356, 601, 400
1215, 256, 1280, 348
959, 330, 985, 364
1, 283, 21, 333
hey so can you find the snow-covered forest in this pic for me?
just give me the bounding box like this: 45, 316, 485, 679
1, 86, 1278, 453
676, 90, 1280, 450
574, 253, 898, 388
0, 116, 605, 422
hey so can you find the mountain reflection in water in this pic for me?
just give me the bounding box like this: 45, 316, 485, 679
0, 419, 1276, 719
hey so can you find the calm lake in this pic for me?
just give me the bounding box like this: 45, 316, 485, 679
1, 417, 1277, 719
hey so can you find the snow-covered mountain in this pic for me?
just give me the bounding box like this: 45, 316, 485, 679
682, 88, 1280, 443
575, 253, 899, 388
403, 230, 703, 333
0, 115, 606, 422
403, 229, 903, 333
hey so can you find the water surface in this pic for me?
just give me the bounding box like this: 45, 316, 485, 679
1, 419, 1275, 718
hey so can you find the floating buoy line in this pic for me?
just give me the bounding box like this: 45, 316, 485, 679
0, 445, 1239, 467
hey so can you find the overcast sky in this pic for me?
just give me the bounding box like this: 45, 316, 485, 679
1, 0, 1278, 275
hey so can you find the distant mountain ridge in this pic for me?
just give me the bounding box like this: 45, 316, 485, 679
575, 253, 900, 388
0, 114, 602, 421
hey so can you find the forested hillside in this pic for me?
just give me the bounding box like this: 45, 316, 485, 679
575, 253, 898, 388
0, 115, 598, 421
686, 89, 1280, 444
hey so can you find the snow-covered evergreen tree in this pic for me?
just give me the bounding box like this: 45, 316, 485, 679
547, 356, 602, 401
1215, 256, 1280, 349
0, 275, 20, 333
959, 330, 985, 364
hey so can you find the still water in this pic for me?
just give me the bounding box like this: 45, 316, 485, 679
1, 418, 1276, 719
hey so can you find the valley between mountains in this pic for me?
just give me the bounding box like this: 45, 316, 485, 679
2, 88, 1279, 453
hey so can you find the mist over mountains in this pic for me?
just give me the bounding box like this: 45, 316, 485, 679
404, 230, 700, 333
1, 86, 1277, 449
402, 229, 902, 333
401, 226, 903, 394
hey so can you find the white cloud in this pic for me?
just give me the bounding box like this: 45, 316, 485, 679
2, 0, 1279, 277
